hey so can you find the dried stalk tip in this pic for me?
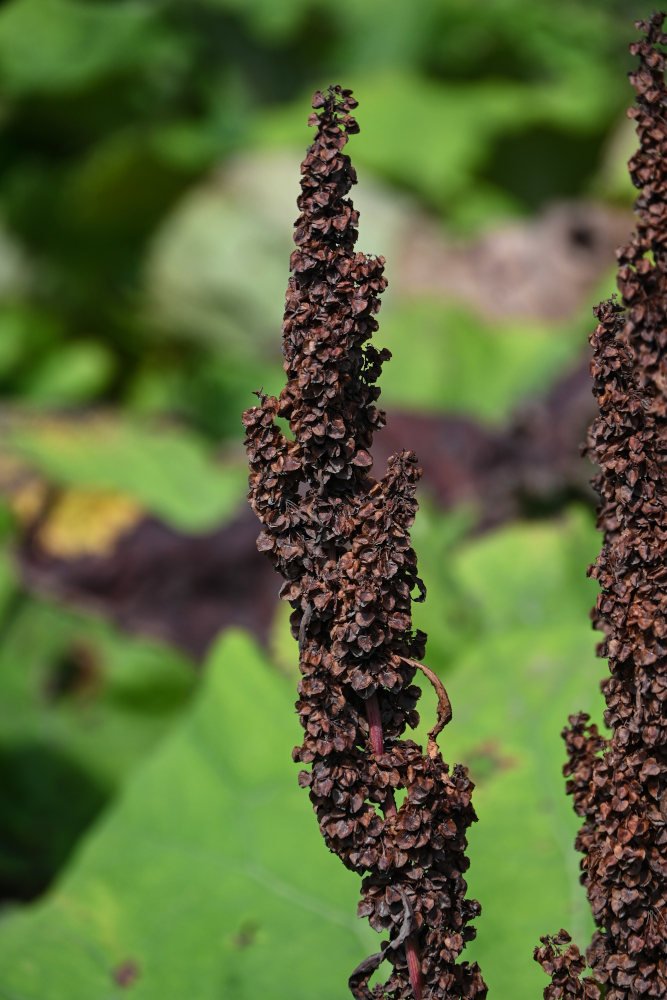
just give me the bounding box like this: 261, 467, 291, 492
243, 85, 486, 999
536, 14, 667, 1000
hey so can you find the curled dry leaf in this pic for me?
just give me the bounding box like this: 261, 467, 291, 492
401, 657, 452, 761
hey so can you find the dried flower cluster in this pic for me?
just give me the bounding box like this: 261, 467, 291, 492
243, 86, 486, 1000
536, 14, 667, 1000
535, 931, 599, 1000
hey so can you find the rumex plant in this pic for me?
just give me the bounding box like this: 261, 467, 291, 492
536, 14, 667, 1000
243, 86, 486, 1000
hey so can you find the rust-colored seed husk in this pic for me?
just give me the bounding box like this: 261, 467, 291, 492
243, 85, 487, 999
535, 15, 667, 1000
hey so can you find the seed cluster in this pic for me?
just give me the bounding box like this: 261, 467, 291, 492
536, 15, 667, 1000
243, 86, 486, 1000
534, 931, 600, 1000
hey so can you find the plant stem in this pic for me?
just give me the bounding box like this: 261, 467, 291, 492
366, 691, 420, 995
365, 692, 384, 756
406, 934, 424, 1000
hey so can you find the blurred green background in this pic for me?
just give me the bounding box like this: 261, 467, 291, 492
0, 2, 646, 998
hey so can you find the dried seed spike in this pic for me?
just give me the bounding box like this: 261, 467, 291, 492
244, 86, 486, 1000
537, 14, 667, 1000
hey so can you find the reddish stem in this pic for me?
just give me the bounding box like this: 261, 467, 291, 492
366, 695, 396, 815
365, 692, 384, 756
406, 934, 423, 1000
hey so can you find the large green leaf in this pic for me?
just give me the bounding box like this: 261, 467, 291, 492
0, 598, 196, 784
0, 630, 375, 999
7, 415, 247, 533
377, 299, 585, 421
450, 508, 599, 634
0, 593, 195, 901
452, 627, 600, 997
410, 508, 603, 998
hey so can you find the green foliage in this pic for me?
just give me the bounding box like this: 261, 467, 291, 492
0, 306, 62, 385
0, 1, 639, 993
255, 66, 623, 225
7, 416, 247, 532
452, 507, 598, 633
0, 0, 163, 95
0, 0, 642, 444
0, 599, 195, 777
378, 299, 586, 420
412, 509, 602, 998
0, 572, 195, 901
0, 630, 375, 999
21, 341, 115, 405
0, 512, 603, 998
270, 507, 603, 997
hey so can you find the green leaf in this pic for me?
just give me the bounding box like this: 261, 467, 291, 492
0, 600, 195, 771
199, 0, 314, 41
21, 342, 115, 405
402, 501, 477, 669
377, 299, 584, 421
254, 69, 622, 219
0, 0, 161, 94
0, 630, 375, 999
0, 306, 62, 380
61, 129, 195, 242
145, 180, 292, 353
0, 594, 195, 901
452, 507, 598, 633
0, 542, 18, 617
7, 415, 247, 532
410, 508, 603, 998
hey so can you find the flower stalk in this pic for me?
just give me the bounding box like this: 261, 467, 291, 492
243, 85, 486, 1000
536, 14, 667, 1000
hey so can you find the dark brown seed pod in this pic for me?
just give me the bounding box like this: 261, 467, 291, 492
243, 85, 487, 1000
536, 15, 667, 1000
